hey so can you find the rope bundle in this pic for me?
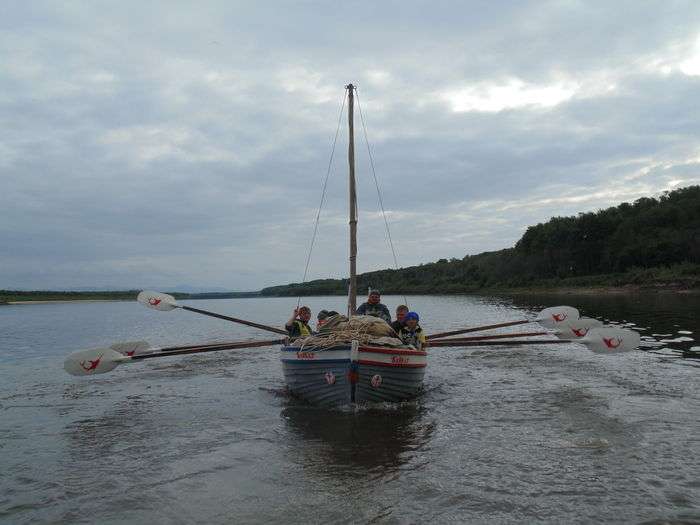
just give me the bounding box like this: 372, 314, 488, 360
290, 315, 403, 349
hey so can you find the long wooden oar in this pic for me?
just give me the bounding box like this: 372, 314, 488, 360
65, 338, 286, 376
428, 339, 568, 348
427, 327, 640, 354
426, 305, 580, 340
137, 290, 288, 335
113, 339, 284, 355
429, 331, 549, 343
426, 320, 530, 340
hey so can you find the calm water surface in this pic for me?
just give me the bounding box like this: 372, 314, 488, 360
1, 294, 699, 524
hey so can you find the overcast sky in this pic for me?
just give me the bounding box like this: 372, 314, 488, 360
2, 1, 700, 291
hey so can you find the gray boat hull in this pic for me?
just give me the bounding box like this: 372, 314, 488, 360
280, 344, 426, 407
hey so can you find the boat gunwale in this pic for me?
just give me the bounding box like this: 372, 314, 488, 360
358, 345, 426, 356
356, 359, 426, 368
280, 344, 426, 357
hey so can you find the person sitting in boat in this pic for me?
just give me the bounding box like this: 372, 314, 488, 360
317, 310, 329, 329
317, 310, 341, 331
356, 289, 391, 323
286, 306, 313, 339
398, 311, 425, 350
391, 304, 409, 334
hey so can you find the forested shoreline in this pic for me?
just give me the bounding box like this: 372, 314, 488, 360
3, 186, 698, 303
260, 186, 700, 296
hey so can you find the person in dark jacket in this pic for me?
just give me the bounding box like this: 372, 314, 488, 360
285, 306, 313, 339
356, 290, 391, 323
317, 309, 340, 330
316, 309, 329, 330
391, 304, 409, 334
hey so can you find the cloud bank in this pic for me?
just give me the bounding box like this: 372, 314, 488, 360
1, 1, 699, 290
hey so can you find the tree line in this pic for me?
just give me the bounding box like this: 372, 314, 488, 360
261, 185, 700, 295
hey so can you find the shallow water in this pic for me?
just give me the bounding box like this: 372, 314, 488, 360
1, 294, 699, 524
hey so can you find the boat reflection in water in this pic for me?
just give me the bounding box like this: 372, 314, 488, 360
280, 403, 435, 473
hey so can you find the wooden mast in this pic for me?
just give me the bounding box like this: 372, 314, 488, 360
347, 84, 357, 315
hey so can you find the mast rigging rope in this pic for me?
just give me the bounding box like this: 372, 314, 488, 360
297, 91, 347, 308
355, 89, 409, 308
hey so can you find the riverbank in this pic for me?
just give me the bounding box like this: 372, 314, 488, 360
259, 262, 700, 297
0, 290, 141, 303
5, 299, 133, 305
3, 278, 698, 304
489, 284, 700, 295
0, 290, 260, 303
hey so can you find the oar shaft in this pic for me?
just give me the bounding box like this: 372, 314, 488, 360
158, 340, 268, 352
426, 319, 529, 340
428, 339, 570, 348
132, 338, 285, 360
179, 305, 287, 335
429, 331, 549, 342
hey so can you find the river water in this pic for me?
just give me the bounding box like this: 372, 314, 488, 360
1, 294, 699, 524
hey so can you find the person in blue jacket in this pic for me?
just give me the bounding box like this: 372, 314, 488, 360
398, 311, 426, 350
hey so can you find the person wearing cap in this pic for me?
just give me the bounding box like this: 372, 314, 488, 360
285, 306, 313, 339
356, 289, 391, 323
317, 309, 340, 330
391, 304, 409, 334
398, 311, 425, 350
316, 309, 329, 330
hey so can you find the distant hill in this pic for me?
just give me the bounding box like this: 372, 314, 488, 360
0, 290, 260, 303
261, 185, 700, 295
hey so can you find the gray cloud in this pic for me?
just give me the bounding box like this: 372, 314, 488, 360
1, 1, 700, 290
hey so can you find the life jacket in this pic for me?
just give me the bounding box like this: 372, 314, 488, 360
289, 320, 312, 338
398, 325, 424, 349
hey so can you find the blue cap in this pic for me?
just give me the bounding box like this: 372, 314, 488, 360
405, 311, 419, 322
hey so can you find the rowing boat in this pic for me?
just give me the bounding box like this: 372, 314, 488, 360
279, 85, 427, 406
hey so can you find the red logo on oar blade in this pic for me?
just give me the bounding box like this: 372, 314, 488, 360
148, 298, 161, 306
603, 337, 622, 349
125, 351, 135, 357
79, 355, 103, 371
552, 313, 567, 322
572, 328, 589, 337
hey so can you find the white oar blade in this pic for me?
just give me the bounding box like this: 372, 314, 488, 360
64, 348, 127, 376
555, 318, 603, 340
110, 341, 150, 356
580, 327, 641, 354
536, 305, 580, 329
137, 290, 178, 311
